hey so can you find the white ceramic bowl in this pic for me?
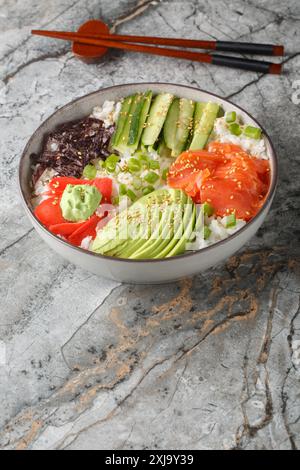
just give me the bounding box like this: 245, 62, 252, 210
19, 83, 278, 283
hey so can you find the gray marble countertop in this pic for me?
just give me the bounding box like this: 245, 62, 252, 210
0, 0, 300, 450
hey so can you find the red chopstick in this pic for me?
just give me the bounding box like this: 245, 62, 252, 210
31, 29, 283, 74
32, 29, 284, 56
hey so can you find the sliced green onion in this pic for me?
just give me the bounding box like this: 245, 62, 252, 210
106, 161, 117, 173
149, 160, 160, 170
142, 186, 154, 196
162, 168, 168, 181
218, 107, 225, 118
127, 189, 137, 202
225, 111, 236, 123
128, 157, 141, 173
112, 196, 120, 205
135, 150, 148, 159
224, 213, 236, 228
106, 154, 120, 164
138, 154, 149, 162
229, 123, 242, 136
203, 226, 211, 240
119, 183, 127, 196
203, 202, 214, 216
133, 177, 142, 190
83, 163, 97, 180
105, 154, 120, 173
243, 125, 262, 140
144, 171, 160, 184
136, 153, 150, 169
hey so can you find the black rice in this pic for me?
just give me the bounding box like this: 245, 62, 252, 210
32, 117, 115, 179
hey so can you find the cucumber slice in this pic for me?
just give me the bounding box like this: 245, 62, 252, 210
111, 95, 134, 147
141, 93, 174, 146
179, 102, 202, 151
189, 102, 220, 150
171, 98, 195, 156
128, 90, 153, 151
163, 98, 180, 149
193, 102, 206, 130
113, 93, 139, 153
128, 94, 146, 145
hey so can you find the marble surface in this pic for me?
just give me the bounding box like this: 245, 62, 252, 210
0, 0, 300, 450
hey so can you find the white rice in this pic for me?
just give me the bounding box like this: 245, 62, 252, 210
212, 117, 268, 159
91, 100, 121, 128
31, 168, 57, 208
80, 236, 93, 250
187, 214, 246, 251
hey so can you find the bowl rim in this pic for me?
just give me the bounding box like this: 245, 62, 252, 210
19, 81, 278, 264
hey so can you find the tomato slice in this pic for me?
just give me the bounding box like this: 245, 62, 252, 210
91, 178, 113, 203
34, 197, 65, 226
48, 221, 86, 236
35, 174, 113, 244
36, 176, 113, 241
68, 214, 100, 246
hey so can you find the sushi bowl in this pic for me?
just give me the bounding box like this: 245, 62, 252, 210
19, 83, 278, 283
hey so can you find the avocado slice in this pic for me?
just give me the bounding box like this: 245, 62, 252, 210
166, 203, 196, 257
111, 220, 150, 257
92, 201, 147, 255
92, 189, 185, 258
131, 190, 187, 259
129, 204, 174, 259
117, 210, 156, 258
155, 195, 195, 258
148, 196, 186, 258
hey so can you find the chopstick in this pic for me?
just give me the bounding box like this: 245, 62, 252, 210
31, 29, 283, 74
32, 29, 284, 56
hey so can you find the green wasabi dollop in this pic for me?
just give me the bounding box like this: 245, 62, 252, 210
60, 184, 101, 222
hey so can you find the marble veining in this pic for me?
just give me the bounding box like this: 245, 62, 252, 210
0, 0, 299, 450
